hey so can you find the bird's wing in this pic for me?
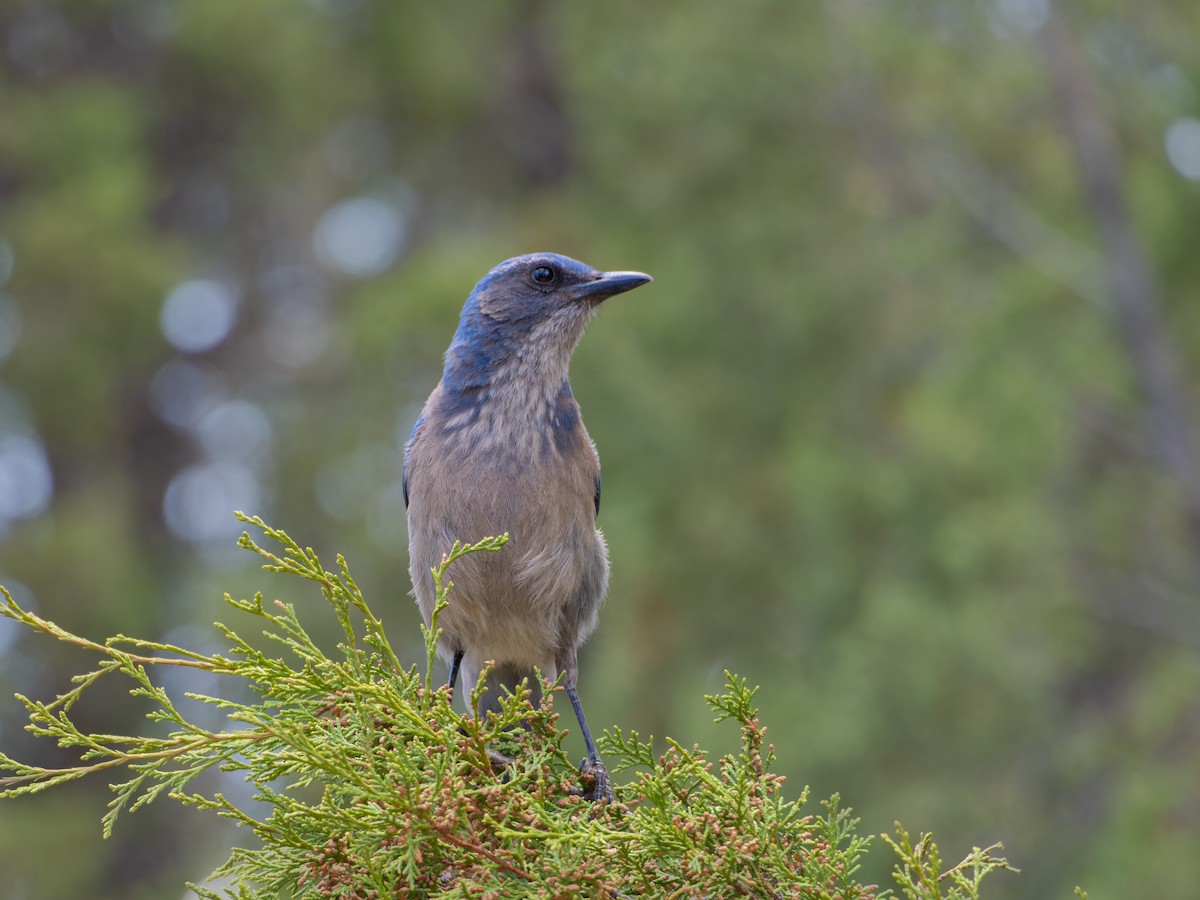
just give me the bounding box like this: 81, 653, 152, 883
402, 414, 425, 509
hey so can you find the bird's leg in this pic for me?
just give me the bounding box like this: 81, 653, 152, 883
446, 650, 514, 773
565, 681, 614, 803
446, 649, 464, 694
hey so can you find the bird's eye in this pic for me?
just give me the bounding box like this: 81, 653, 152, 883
530, 265, 556, 285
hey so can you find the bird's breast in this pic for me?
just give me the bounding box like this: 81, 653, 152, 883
437, 380, 591, 469
405, 378, 609, 666
409, 381, 598, 535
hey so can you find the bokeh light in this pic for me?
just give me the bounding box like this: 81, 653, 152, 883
1164, 117, 1200, 180
160, 279, 240, 354
313, 191, 411, 278
0, 434, 53, 527
162, 461, 260, 543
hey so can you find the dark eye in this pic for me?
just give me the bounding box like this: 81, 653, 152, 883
530, 265, 556, 285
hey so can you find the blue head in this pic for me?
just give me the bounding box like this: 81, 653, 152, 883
442, 252, 651, 394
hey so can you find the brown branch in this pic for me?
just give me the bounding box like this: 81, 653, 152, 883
1038, 3, 1200, 552
435, 828, 535, 883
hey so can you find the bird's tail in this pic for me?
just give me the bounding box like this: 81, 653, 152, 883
472, 661, 543, 718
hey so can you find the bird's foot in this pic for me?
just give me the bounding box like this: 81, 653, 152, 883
578, 756, 614, 804
486, 747, 514, 774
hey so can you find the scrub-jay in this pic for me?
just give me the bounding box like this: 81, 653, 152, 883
404, 252, 651, 802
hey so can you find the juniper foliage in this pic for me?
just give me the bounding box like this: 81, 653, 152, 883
0, 514, 1014, 897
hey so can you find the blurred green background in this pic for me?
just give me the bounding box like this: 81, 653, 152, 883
2, 0, 1199, 897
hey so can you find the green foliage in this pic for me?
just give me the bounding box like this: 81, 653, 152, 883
883, 825, 1015, 900
2, 517, 1013, 898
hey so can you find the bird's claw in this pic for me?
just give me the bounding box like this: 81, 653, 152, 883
486, 748, 514, 774
579, 756, 614, 804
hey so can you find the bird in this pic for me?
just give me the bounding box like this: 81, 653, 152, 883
403, 252, 651, 803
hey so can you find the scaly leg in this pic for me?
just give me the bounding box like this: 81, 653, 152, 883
565, 681, 614, 803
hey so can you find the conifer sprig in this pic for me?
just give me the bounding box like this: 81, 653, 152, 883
0, 515, 1018, 897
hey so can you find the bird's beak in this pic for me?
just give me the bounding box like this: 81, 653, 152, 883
570, 270, 653, 302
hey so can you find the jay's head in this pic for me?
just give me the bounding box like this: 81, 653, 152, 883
444, 253, 650, 389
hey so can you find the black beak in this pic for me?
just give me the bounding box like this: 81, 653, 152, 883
570, 270, 653, 302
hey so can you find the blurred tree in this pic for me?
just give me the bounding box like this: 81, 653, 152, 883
0, 0, 1197, 898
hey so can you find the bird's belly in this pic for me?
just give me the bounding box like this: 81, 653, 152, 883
408, 456, 605, 662
432, 527, 605, 667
